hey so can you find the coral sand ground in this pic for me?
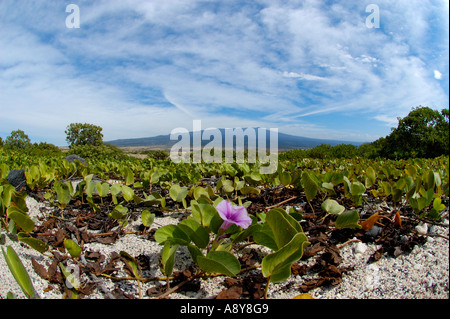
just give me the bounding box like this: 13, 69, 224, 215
0, 185, 448, 300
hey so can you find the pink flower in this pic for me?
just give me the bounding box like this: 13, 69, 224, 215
216, 200, 252, 231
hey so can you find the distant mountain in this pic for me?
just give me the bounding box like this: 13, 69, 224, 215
106, 128, 362, 150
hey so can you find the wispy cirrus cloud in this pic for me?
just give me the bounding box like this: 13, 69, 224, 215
0, 0, 448, 145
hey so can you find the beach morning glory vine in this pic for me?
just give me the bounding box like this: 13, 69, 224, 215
154, 197, 309, 298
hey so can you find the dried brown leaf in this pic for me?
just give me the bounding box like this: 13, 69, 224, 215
361, 212, 379, 231
394, 211, 402, 228
216, 285, 243, 299
31, 258, 49, 281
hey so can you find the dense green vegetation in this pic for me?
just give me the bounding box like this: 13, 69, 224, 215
0, 106, 448, 299
281, 106, 449, 160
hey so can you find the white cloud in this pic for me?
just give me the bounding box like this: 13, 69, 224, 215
0, 0, 448, 145
434, 70, 443, 80
282, 71, 326, 81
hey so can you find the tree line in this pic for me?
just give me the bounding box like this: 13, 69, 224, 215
281, 106, 448, 160
1, 106, 448, 160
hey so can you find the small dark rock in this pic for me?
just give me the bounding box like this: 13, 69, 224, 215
7, 169, 27, 191
64, 154, 87, 166
365, 225, 382, 238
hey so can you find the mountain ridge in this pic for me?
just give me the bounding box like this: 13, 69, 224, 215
106, 128, 364, 150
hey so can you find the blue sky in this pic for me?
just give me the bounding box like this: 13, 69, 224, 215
0, 0, 448, 146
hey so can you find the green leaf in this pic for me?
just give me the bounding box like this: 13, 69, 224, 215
266, 208, 304, 249
425, 171, 436, 190
187, 244, 203, 263
197, 251, 241, 277
121, 185, 135, 202
1, 184, 15, 208
428, 208, 441, 220
350, 181, 366, 196
261, 232, 309, 283
2, 246, 37, 299
191, 199, 219, 228
365, 166, 376, 188
109, 204, 128, 221
301, 171, 318, 201
141, 210, 155, 227
160, 243, 179, 277
64, 238, 82, 258
17, 233, 49, 253
433, 197, 446, 212
179, 217, 210, 248
119, 251, 141, 279
234, 178, 245, 191
279, 171, 292, 185
244, 172, 261, 184
124, 167, 135, 186
85, 181, 96, 198
96, 181, 110, 197
193, 186, 211, 201
169, 184, 188, 202
231, 222, 258, 244
221, 179, 235, 193
321, 182, 336, 195
7, 206, 35, 233
54, 181, 71, 209
240, 186, 261, 195
391, 187, 402, 203
416, 188, 434, 211
154, 225, 191, 245
143, 192, 165, 206
110, 183, 122, 197
321, 199, 345, 215
253, 223, 278, 251
335, 210, 361, 229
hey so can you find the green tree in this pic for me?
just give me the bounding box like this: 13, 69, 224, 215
357, 138, 385, 159
5, 130, 31, 150
331, 144, 359, 158
65, 123, 103, 148
306, 143, 332, 159
29, 142, 62, 156
381, 106, 449, 158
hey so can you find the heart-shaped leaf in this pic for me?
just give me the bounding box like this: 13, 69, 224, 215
191, 199, 220, 228
179, 217, 210, 248
350, 182, 366, 196
197, 251, 240, 277
265, 208, 304, 249
321, 199, 345, 215
121, 185, 135, 202
433, 197, 446, 211
141, 210, 155, 227
54, 181, 71, 209
301, 171, 318, 201
335, 210, 361, 229
154, 224, 191, 245
96, 181, 110, 197
169, 184, 188, 202
261, 232, 309, 283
